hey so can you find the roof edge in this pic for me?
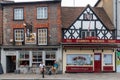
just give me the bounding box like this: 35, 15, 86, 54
1, 0, 61, 5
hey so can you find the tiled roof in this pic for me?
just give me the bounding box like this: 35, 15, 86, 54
61, 6, 114, 30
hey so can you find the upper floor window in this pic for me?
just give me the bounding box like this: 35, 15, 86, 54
14, 29, 24, 42
37, 7, 48, 19
81, 31, 95, 39
38, 28, 47, 45
14, 8, 24, 20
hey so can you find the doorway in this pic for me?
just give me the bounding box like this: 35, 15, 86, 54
6, 56, 16, 73
94, 53, 101, 72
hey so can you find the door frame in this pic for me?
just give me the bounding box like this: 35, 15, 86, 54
6, 56, 16, 73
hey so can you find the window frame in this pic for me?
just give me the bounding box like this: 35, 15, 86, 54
14, 28, 24, 42
81, 31, 95, 39
37, 7, 48, 19
14, 8, 24, 20
66, 54, 93, 66
32, 51, 42, 67
103, 54, 113, 65
37, 28, 48, 45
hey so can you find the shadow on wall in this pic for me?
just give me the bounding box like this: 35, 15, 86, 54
0, 63, 4, 74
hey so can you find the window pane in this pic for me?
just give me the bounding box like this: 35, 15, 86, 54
67, 54, 93, 65
104, 54, 113, 65
14, 29, 24, 41
37, 7, 48, 19
14, 8, 23, 20
38, 29, 47, 45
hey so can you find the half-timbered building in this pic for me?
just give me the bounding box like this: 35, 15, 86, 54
62, 5, 119, 73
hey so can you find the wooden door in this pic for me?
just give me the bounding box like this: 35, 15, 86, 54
94, 53, 101, 72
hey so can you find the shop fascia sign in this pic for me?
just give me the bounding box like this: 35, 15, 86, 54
63, 39, 120, 43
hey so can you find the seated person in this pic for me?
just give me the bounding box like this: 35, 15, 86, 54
39, 62, 46, 74
52, 61, 58, 74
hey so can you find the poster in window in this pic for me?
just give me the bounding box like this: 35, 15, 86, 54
66, 54, 93, 65
25, 33, 36, 44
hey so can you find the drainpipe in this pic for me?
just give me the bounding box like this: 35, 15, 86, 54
116, 0, 117, 39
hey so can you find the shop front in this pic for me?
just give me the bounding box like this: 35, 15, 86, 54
62, 45, 116, 73
1, 46, 62, 74
62, 39, 119, 73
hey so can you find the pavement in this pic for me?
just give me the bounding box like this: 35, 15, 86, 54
0, 73, 120, 80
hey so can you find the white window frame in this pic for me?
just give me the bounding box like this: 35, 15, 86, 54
103, 54, 113, 65
38, 28, 47, 45
37, 7, 48, 19
81, 31, 95, 38
14, 8, 24, 20
32, 51, 42, 67
45, 51, 56, 66
14, 29, 24, 42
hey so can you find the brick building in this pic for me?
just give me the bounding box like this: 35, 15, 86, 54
0, 0, 62, 74
0, 0, 120, 74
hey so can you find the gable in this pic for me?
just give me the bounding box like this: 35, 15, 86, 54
62, 5, 115, 40
62, 6, 114, 30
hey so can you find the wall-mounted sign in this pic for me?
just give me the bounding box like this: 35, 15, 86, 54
25, 33, 36, 44
63, 39, 120, 44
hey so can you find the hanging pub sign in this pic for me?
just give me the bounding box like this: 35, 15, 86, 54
25, 33, 36, 44
25, 23, 33, 37
23, 22, 36, 44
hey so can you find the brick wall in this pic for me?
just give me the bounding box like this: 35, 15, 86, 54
3, 2, 61, 45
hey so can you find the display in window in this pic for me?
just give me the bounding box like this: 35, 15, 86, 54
67, 54, 93, 65
46, 52, 55, 59
19, 51, 29, 67
32, 52, 42, 67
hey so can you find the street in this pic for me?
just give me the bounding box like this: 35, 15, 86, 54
0, 73, 120, 80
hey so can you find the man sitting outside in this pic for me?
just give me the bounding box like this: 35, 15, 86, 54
52, 61, 58, 74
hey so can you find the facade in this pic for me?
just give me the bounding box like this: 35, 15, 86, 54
0, 0, 62, 74
96, 0, 120, 72
61, 5, 119, 73
0, 0, 119, 74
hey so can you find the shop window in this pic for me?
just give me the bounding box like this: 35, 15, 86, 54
19, 51, 29, 67
66, 54, 93, 65
104, 54, 113, 65
45, 51, 56, 66
32, 51, 42, 67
